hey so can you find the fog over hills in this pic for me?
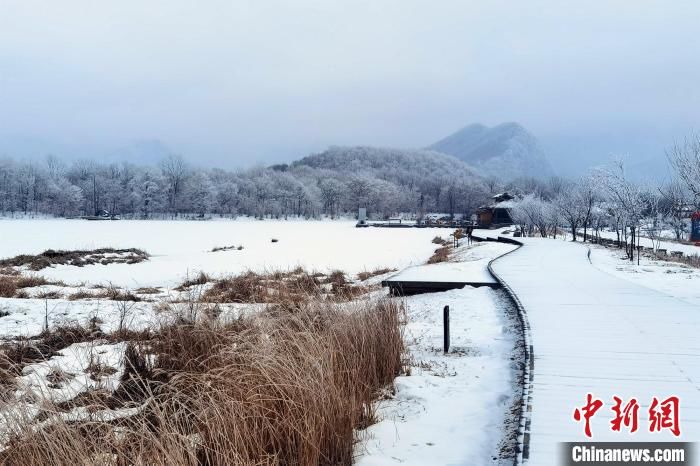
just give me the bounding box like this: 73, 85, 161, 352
428, 122, 554, 180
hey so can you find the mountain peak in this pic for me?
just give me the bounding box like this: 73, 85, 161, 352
427, 122, 553, 180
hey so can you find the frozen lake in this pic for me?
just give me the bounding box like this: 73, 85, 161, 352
0, 219, 446, 288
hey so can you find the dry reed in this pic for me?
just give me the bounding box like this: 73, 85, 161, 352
0, 298, 406, 465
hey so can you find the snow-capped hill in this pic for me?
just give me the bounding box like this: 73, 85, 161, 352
293, 145, 478, 180
428, 122, 554, 180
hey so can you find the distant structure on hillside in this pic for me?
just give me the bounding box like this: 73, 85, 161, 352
476, 193, 515, 228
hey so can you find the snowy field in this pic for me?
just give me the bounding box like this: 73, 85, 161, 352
0, 219, 444, 288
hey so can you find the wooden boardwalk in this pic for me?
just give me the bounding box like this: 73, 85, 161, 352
491, 237, 700, 464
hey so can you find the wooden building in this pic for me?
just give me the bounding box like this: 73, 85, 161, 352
476, 192, 515, 228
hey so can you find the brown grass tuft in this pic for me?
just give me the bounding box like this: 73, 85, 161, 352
0, 277, 16, 298
15, 275, 50, 288
427, 245, 451, 264
67, 289, 93, 301
432, 236, 449, 246
175, 271, 210, 291
0, 248, 148, 271
357, 267, 397, 281
35, 290, 62, 300
135, 287, 161, 295
95, 286, 142, 302
202, 270, 322, 304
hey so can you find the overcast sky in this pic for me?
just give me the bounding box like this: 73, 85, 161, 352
1, 0, 699, 175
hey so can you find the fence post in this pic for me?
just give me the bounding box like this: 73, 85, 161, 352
443, 305, 450, 353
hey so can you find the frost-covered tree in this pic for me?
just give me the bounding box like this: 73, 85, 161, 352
555, 182, 586, 241
160, 155, 189, 215
132, 169, 165, 218
668, 133, 700, 207
510, 194, 550, 237
659, 181, 690, 240
599, 160, 646, 261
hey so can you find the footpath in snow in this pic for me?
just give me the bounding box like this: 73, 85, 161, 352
491, 237, 700, 464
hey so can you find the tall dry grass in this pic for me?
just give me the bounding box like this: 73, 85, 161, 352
0, 298, 405, 465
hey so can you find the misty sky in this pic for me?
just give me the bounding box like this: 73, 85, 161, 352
1, 1, 699, 177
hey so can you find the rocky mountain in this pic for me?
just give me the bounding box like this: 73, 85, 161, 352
427, 122, 554, 180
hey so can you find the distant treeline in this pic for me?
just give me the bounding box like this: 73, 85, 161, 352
6, 141, 696, 224
0, 146, 501, 219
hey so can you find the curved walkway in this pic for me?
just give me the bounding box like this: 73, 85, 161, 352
490, 237, 700, 465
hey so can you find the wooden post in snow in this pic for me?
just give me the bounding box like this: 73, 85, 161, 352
443, 305, 450, 353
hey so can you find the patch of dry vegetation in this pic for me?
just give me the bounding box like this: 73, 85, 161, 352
0, 322, 103, 381
0, 248, 148, 271
432, 236, 450, 246
67, 289, 93, 301
427, 235, 453, 264
0, 276, 16, 298
202, 270, 319, 304
0, 273, 62, 298
200, 269, 370, 304
357, 267, 397, 281
135, 287, 161, 295
174, 271, 210, 291
210, 245, 244, 252
94, 286, 142, 302
0, 298, 406, 465
35, 290, 63, 300
427, 245, 451, 264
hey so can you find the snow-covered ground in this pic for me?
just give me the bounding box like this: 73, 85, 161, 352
491, 236, 700, 465
357, 242, 522, 466
18, 340, 126, 404
590, 245, 700, 307
0, 219, 445, 288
